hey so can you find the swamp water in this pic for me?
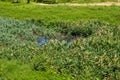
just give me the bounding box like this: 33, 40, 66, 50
38, 36, 72, 47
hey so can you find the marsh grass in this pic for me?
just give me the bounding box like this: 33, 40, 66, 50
0, 17, 120, 80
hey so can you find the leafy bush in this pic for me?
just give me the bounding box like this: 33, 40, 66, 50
57, 0, 73, 3
35, 0, 57, 4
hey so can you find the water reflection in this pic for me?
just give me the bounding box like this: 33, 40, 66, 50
38, 36, 72, 47
38, 37, 49, 46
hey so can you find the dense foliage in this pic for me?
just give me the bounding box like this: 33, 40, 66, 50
0, 17, 120, 80
35, 0, 57, 4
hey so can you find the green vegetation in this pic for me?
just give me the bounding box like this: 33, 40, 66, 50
35, 0, 57, 4
0, 59, 72, 80
0, 1, 120, 80
0, 17, 120, 80
0, 2, 120, 25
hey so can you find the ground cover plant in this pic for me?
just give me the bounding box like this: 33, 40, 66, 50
0, 1, 120, 80
0, 16, 120, 80
0, 17, 73, 80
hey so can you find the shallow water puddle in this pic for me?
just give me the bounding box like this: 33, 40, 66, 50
38, 36, 72, 47
38, 36, 49, 46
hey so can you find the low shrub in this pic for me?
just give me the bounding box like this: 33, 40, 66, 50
35, 0, 57, 4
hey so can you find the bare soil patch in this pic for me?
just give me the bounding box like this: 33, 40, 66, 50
34, 2, 120, 6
